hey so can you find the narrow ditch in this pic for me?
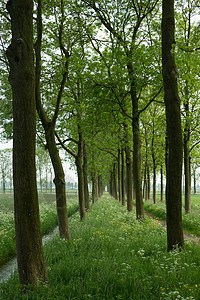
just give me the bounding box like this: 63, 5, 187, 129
0, 225, 59, 283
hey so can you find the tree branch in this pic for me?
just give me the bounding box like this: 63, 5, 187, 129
63, 137, 78, 144
98, 146, 117, 159
55, 131, 76, 158
52, 0, 69, 126
138, 86, 163, 115
189, 140, 200, 153
34, 0, 50, 129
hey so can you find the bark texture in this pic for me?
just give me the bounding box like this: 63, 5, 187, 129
6, 0, 48, 284
83, 141, 90, 210
162, 0, 184, 250
125, 146, 133, 212
184, 98, 191, 213
121, 148, 126, 206
76, 128, 86, 220
47, 126, 71, 238
160, 166, 163, 203
113, 163, 118, 200
118, 149, 122, 202
92, 171, 98, 203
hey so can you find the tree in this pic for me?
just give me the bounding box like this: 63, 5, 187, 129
81, 0, 164, 218
141, 103, 166, 204
83, 140, 90, 210
35, 0, 71, 238
6, 0, 48, 284
162, 0, 184, 250
175, 0, 200, 213
36, 146, 52, 193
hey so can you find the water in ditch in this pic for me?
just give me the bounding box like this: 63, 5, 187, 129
0, 226, 59, 283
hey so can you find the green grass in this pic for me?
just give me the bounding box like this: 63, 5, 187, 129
142, 193, 200, 237
1, 193, 200, 299
0, 193, 79, 267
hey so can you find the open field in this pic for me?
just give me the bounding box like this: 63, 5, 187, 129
1, 193, 200, 299
0, 192, 79, 267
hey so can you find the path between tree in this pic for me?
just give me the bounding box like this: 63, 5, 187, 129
144, 210, 200, 246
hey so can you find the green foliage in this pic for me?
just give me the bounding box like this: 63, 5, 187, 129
1, 194, 200, 299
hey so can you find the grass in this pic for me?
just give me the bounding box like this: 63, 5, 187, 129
142, 193, 200, 237
1, 193, 200, 299
0, 192, 79, 267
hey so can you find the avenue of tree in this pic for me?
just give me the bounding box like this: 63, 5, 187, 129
0, 0, 200, 286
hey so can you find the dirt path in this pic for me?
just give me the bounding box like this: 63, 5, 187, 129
144, 210, 200, 246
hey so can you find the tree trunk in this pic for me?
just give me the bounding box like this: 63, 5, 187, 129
161, 166, 163, 202
125, 146, 133, 212
76, 130, 86, 220
132, 118, 144, 218
46, 125, 71, 238
193, 169, 196, 195
83, 141, 90, 210
121, 148, 126, 206
132, 159, 136, 200
143, 165, 146, 199
144, 129, 149, 201
92, 171, 98, 203
113, 163, 118, 200
184, 106, 191, 214
162, 0, 184, 250
165, 133, 168, 203
123, 122, 133, 211
6, 0, 48, 284
118, 148, 122, 202
110, 171, 113, 197
147, 165, 150, 200
98, 175, 101, 198
127, 64, 144, 218
153, 160, 156, 204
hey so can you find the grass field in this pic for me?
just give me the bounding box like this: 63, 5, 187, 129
1, 193, 200, 299
141, 193, 200, 237
0, 192, 79, 267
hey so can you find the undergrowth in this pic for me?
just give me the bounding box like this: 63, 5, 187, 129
0, 194, 79, 267
1, 194, 200, 299
142, 196, 200, 237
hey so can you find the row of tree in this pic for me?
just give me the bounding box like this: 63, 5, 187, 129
0, 0, 200, 287
0, 147, 79, 193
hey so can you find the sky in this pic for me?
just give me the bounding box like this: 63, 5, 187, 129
0, 138, 78, 183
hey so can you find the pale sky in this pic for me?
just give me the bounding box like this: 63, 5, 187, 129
0, 138, 78, 182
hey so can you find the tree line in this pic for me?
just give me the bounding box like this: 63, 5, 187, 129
0, 0, 200, 287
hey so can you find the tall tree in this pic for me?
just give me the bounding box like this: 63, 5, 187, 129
6, 0, 48, 284
162, 0, 184, 250
175, 0, 200, 213
35, 0, 71, 238
82, 0, 163, 218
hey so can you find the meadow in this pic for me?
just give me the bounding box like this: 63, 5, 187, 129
142, 193, 200, 237
1, 193, 200, 299
0, 192, 79, 267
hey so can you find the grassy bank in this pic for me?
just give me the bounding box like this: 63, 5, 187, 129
0, 193, 79, 267
1, 194, 200, 299
142, 194, 200, 237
